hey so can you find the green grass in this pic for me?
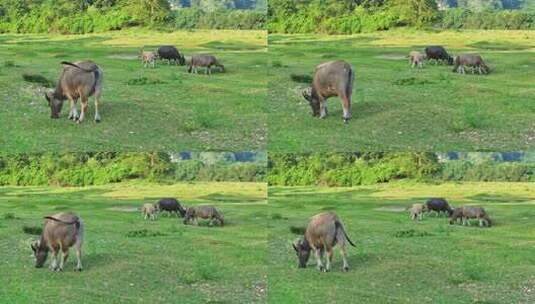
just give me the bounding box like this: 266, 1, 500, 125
0, 181, 267, 303
268, 30, 535, 151
0, 29, 267, 152
268, 182, 535, 303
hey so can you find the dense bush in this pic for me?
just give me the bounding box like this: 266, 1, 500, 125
439, 7, 534, 29
268, 153, 535, 186
0, 0, 264, 34
0, 153, 266, 186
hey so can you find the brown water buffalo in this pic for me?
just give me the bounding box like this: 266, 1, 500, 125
425, 46, 454, 65
183, 205, 224, 226
302, 60, 355, 123
409, 51, 425, 69
187, 54, 225, 75
45, 61, 103, 123
31, 212, 84, 272
141, 203, 158, 220
452, 54, 489, 75
408, 203, 427, 221
292, 212, 356, 272
449, 206, 492, 227
141, 51, 157, 68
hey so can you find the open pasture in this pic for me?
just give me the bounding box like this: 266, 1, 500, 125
0, 182, 267, 303
268, 30, 535, 151
0, 29, 267, 152
268, 182, 535, 303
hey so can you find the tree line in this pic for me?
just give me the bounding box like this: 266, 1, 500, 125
268, 152, 535, 186
268, 0, 535, 34
0, 0, 266, 34
0, 152, 266, 186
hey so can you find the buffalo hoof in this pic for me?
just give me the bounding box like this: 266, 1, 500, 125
95, 118, 101, 123
343, 266, 349, 272
75, 267, 83, 272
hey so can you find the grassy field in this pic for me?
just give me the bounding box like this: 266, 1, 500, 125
0, 182, 267, 303
0, 29, 267, 152
268, 182, 535, 303
268, 30, 535, 151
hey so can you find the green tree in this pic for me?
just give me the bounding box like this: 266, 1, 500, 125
389, 0, 438, 27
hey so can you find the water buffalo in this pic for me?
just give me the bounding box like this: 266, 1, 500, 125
302, 60, 355, 123
31, 212, 84, 272
425, 198, 453, 217
183, 205, 224, 226
409, 51, 425, 69
425, 46, 453, 65
292, 212, 356, 272
157, 45, 185, 65
187, 54, 225, 75
452, 54, 489, 75
450, 206, 492, 227
141, 51, 157, 68
45, 61, 103, 123
157, 198, 186, 217
141, 203, 157, 220
408, 203, 427, 221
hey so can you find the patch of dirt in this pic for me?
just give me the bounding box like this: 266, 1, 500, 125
375, 206, 406, 212
108, 54, 138, 60
376, 54, 406, 60
107, 206, 138, 212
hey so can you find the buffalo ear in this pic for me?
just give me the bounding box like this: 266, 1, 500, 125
292, 242, 299, 253
31, 242, 37, 252
44, 92, 50, 103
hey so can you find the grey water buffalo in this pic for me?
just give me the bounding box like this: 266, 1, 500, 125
409, 51, 425, 68
157, 45, 185, 65
425, 46, 454, 65
452, 54, 489, 75
408, 203, 427, 221
31, 212, 84, 272
425, 198, 453, 217
157, 198, 186, 217
45, 61, 103, 123
302, 60, 355, 123
450, 206, 492, 227
187, 54, 225, 75
141, 51, 157, 68
141, 203, 158, 220
183, 205, 224, 226
292, 212, 356, 272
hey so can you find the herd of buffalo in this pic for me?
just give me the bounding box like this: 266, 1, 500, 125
30, 197, 223, 272
303, 45, 490, 122
292, 197, 492, 273
44, 45, 224, 123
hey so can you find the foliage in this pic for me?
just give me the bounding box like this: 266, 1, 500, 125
268, 153, 535, 186
0, 152, 266, 186
0, 0, 264, 33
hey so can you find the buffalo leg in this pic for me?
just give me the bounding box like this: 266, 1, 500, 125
341, 95, 351, 123
94, 93, 102, 123
314, 248, 325, 272
77, 96, 88, 123
49, 249, 59, 271
67, 97, 78, 120
75, 242, 83, 271
318, 97, 327, 119
59, 247, 69, 271
340, 244, 349, 271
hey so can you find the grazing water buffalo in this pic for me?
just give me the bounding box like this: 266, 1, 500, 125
425, 198, 453, 217
45, 61, 103, 123
292, 212, 356, 272
425, 46, 454, 65
183, 205, 224, 226
450, 206, 492, 227
408, 203, 427, 221
302, 60, 355, 123
409, 51, 425, 69
31, 212, 84, 272
157, 198, 186, 217
157, 45, 185, 65
141, 203, 158, 220
187, 54, 225, 75
141, 51, 157, 68
452, 54, 489, 75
